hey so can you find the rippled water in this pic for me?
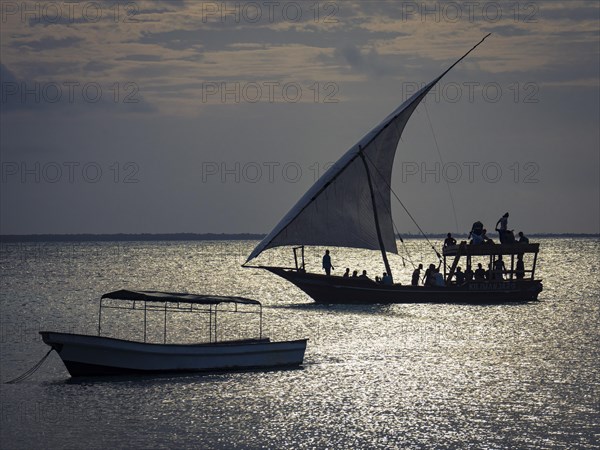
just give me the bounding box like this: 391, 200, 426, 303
1, 238, 598, 449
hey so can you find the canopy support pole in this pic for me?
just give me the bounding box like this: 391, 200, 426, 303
360, 150, 393, 281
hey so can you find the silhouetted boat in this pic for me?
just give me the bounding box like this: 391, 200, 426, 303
41, 290, 307, 376
244, 35, 543, 304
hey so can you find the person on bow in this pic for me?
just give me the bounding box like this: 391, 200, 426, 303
412, 264, 423, 286
322, 250, 334, 276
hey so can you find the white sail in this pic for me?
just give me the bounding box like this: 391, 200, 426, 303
247, 36, 490, 263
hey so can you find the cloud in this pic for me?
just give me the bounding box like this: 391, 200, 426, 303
12, 36, 83, 52
0, 63, 155, 114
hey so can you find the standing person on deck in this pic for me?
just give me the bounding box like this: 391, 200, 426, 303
322, 250, 334, 276
423, 263, 436, 286
493, 256, 506, 280
412, 264, 423, 286
495, 212, 509, 243
516, 254, 525, 279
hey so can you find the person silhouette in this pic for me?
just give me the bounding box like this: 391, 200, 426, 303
444, 233, 457, 247
322, 250, 334, 276
474, 263, 486, 280
496, 212, 509, 243
516, 254, 525, 279
412, 264, 423, 286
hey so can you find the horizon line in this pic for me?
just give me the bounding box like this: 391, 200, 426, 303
1, 232, 598, 243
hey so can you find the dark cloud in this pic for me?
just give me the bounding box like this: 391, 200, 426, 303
0, 63, 155, 114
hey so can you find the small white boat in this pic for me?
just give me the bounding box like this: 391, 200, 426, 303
40, 290, 307, 377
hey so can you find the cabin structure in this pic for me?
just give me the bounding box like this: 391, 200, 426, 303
442, 242, 539, 283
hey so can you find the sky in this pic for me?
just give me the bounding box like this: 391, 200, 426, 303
1, 0, 599, 236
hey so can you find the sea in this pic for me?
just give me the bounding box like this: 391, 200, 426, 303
0, 238, 598, 449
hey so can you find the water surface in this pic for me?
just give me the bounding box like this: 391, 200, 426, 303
1, 238, 598, 449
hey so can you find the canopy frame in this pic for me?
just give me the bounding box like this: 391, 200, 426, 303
98, 290, 263, 344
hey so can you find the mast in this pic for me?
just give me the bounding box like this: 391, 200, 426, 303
359, 150, 393, 281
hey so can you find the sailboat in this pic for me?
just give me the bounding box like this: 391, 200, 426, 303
243, 35, 543, 304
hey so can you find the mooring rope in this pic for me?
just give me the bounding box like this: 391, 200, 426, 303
5, 348, 55, 384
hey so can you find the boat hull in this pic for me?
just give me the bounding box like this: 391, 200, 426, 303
40, 331, 307, 377
264, 267, 542, 304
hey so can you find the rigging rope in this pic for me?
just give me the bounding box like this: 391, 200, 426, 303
373, 192, 413, 269
365, 142, 417, 269
423, 102, 460, 233
363, 153, 443, 263
5, 348, 55, 384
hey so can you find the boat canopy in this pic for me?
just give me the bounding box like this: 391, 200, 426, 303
101, 290, 261, 306
442, 243, 540, 257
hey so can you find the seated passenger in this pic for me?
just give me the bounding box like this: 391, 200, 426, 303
482, 229, 494, 244
343, 268, 350, 278
518, 231, 529, 244
433, 269, 445, 287
352, 270, 358, 278
443, 233, 457, 248
474, 263, 486, 280
455, 267, 466, 285
358, 270, 370, 280
486, 263, 494, 280
471, 233, 484, 245
381, 272, 393, 285
469, 221, 484, 244
464, 264, 474, 282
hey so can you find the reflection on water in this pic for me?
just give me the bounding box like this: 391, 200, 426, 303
1, 238, 598, 449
